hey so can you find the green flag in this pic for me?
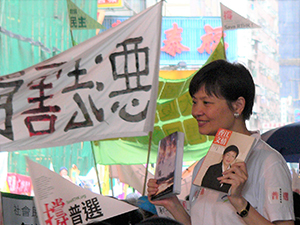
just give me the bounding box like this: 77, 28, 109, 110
66, 0, 106, 30
204, 36, 227, 65
93, 38, 227, 165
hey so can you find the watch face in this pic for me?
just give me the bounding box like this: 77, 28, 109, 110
240, 210, 248, 217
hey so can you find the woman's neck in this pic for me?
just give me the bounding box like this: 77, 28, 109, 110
232, 119, 252, 136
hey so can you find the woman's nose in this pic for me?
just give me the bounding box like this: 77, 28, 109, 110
192, 105, 204, 117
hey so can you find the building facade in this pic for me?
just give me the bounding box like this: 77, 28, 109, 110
278, 0, 300, 123
99, 0, 283, 132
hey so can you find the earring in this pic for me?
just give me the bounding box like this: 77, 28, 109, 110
234, 112, 239, 118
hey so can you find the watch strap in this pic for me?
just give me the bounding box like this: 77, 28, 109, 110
237, 201, 250, 218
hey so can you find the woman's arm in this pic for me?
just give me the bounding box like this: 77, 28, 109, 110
227, 195, 294, 225
147, 178, 191, 225
218, 162, 294, 225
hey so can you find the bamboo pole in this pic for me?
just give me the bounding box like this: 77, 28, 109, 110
142, 131, 153, 196
70, 29, 76, 47
91, 142, 102, 195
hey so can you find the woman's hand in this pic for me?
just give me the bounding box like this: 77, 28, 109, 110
147, 178, 159, 197
217, 163, 294, 225
147, 178, 174, 207
217, 162, 248, 209
147, 178, 191, 225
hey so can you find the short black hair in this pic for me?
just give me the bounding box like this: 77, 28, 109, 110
88, 209, 144, 225
136, 217, 183, 225
223, 145, 239, 157
189, 59, 255, 120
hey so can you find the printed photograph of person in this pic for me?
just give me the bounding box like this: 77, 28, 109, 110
201, 145, 239, 193
155, 132, 178, 196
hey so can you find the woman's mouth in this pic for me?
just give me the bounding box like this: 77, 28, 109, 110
197, 120, 208, 127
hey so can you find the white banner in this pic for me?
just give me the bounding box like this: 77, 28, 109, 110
27, 158, 137, 225
110, 164, 154, 195
220, 3, 260, 31
0, 192, 40, 225
0, 1, 162, 152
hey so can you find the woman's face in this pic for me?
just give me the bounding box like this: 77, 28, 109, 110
191, 86, 236, 136
222, 151, 237, 167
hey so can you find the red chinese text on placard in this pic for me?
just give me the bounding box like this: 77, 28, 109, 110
161, 23, 190, 57
7, 173, 32, 196
112, 20, 122, 27
213, 129, 232, 146
197, 25, 229, 54
223, 10, 233, 20
44, 198, 69, 225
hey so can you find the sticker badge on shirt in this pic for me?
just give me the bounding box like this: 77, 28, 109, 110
268, 187, 290, 204
191, 187, 205, 203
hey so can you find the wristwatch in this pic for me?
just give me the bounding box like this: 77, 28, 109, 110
237, 201, 250, 218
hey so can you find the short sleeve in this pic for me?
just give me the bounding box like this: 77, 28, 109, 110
261, 155, 295, 222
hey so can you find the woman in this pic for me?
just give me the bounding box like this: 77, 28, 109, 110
201, 145, 239, 193
147, 60, 295, 225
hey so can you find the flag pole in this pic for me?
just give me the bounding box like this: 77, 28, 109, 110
70, 29, 76, 47
220, 3, 227, 60
143, 131, 153, 196
109, 165, 114, 197
221, 35, 227, 60
91, 141, 102, 195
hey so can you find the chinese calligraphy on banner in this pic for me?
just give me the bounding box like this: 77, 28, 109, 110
6, 173, 32, 196
0, 1, 162, 152
67, 0, 106, 30
27, 158, 137, 225
220, 3, 260, 30
0, 192, 40, 225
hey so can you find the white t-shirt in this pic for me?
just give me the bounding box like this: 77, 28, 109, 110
190, 132, 295, 225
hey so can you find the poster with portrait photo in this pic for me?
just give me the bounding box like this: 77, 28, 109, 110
151, 131, 184, 201
193, 128, 256, 193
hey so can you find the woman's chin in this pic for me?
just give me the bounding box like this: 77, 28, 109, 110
198, 129, 215, 136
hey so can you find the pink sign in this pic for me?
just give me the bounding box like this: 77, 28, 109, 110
7, 173, 32, 196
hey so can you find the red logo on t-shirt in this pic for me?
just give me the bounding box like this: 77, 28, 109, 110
283, 192, 289, 201
200, 188, 205, 195
272, 191, 279, 200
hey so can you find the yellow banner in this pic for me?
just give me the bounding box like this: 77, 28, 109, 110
98, 0, 123, 8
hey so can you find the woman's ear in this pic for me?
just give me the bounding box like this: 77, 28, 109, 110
233, 97, 246, 116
